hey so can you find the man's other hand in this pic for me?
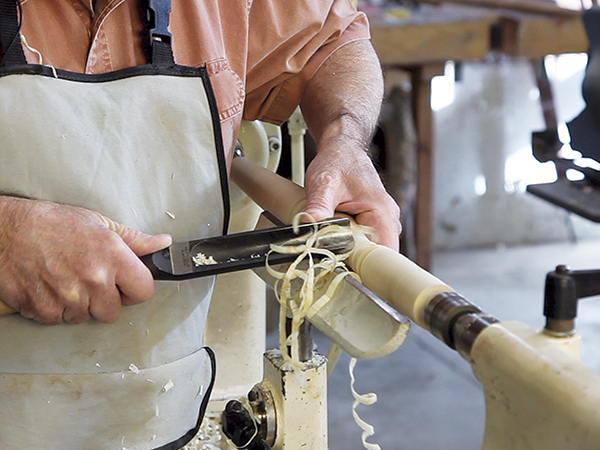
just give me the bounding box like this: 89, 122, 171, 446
0, 196, 172, 324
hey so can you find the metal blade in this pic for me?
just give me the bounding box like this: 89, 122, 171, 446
141, 217, 354, 281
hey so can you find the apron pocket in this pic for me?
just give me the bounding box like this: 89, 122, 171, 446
0, 347, 215, 450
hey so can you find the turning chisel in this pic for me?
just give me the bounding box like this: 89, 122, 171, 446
0, 217, 354, 316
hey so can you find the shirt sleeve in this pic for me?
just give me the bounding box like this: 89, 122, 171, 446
243, 0, 371, 125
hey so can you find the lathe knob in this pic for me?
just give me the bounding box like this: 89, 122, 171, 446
222, 400, 271, 449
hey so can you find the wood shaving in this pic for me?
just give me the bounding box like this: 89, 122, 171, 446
267, 213, 381, 449
349, 357, 382, 450
266, 213, 352, 368
192, 252, 218, 266
162, 379, 174, 393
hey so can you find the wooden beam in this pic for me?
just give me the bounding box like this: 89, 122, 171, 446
371, 19, 494, 65
368, 4, 588, 66
512, 15, 589, 57
418, 0, 582, 17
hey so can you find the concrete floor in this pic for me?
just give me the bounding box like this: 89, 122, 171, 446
309, 237, 600, 450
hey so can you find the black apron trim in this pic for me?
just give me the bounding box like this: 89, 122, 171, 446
0, 61, 201, 81
151, 346, 218, 450
200, 66, 231, 236
0, 0, 26, 66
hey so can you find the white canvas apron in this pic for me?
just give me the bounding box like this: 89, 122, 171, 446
0, 2, 229, 449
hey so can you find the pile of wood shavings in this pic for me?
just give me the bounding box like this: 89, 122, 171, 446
192, 252, 218, 266
181, 413, 227, 450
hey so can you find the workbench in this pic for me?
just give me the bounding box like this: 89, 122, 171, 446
366, 2, 589, 268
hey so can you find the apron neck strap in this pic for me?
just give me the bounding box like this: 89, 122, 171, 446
0, 0, 27, 67
147, 0, 175, 66
0, 0, 175, 68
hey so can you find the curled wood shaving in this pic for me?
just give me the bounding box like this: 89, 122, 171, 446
349, 357, 382, 450
267, 213, 381, 449
266, 213, 352, 368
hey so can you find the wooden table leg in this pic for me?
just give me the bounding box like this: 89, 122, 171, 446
409, 64, 445, 270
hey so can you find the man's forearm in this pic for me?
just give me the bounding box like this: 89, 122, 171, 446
299, 39, 401, 249
300, 39, 384, 150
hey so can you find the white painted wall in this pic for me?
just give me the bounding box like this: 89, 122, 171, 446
431, 56, 600, 251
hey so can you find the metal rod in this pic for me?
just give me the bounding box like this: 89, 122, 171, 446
285, 317, 313, 362
298, 319, 313, 362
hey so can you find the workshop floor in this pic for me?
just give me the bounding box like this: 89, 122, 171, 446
310, 237, 600, 450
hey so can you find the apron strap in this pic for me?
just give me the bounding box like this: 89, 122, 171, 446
0, 0, 174, 67
147, 0, 175, 66
0, 0, 27, 67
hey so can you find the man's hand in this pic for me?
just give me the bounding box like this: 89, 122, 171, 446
303, 142, 401, 250
300, 39, 401, 250
0, 196, 172, 325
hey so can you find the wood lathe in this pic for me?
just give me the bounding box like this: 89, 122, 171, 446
222, 154, 600, 450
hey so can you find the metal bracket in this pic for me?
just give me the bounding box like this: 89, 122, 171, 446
544, 264, 600, 335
